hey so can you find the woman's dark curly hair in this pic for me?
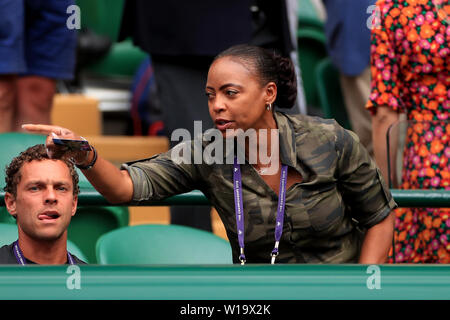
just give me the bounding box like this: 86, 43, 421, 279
213, 44, 298, 109
4, 144, 80, 197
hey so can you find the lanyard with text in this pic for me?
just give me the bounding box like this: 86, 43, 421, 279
233, 157, 288, 265
13, 240, 76, 265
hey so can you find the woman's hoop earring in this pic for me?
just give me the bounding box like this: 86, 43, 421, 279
266, 103, 272, 111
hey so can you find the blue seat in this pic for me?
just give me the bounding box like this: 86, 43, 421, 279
297, 0, 325, 30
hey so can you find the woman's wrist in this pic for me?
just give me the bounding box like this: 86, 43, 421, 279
75, 146, 98, 170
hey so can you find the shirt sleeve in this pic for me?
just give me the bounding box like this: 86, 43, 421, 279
120, 140, 201, 204
335, 123, 397, 228
366, 0, 406, 114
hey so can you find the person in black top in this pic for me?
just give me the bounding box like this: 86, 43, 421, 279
0, 242, 85, 265
0, 144, 85, 264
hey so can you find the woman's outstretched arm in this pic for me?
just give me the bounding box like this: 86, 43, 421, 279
23, 124, 134, 204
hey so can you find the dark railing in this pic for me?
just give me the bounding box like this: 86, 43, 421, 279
0, 189, 449, 207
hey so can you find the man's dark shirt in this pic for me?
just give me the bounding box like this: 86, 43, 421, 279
0, 243, 86, 264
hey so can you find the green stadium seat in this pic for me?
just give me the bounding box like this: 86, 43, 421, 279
297, 0, 325, 30
86, 39, 148, 78
297, 27, 328, 111
96, 224, 233, 265
0, 133, 46, 175
315, 57, 352, 130
76, 0, 125, 41
76, 0, 148, 78
68, 206, 128, 264
0, 222, 88, 263
0, 211, 15, 224
0, 132, 129, 263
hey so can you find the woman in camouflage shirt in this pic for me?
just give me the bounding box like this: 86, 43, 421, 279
24, 45, 396, 264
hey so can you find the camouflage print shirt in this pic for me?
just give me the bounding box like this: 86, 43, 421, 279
122, 112, 397, 264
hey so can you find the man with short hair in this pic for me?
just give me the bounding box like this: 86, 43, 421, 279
0, 144, 85, 264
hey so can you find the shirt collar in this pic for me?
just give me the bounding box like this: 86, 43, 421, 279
273, 112, 297, 168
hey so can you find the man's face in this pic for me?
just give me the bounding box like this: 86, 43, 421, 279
5, 160, 77, 241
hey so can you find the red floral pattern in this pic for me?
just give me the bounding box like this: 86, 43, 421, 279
367, 0, 449, 263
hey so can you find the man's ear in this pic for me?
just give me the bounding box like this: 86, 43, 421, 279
264, 82, 277, 105
4, 192, 17, 218
71, 194, 78, 217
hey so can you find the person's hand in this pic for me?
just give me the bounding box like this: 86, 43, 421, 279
22, 124, 91, 166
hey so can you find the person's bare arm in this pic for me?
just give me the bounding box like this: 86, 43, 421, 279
371, 106, 399, 183
22, 124, 134, 204
359, 212, 395, 264
77, 154, 134, 204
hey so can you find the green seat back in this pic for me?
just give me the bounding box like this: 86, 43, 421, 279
86, 39, 148, 78
0, 223, 88, 263
297, 27, 328, 111
315, 57, 352, 130
76, 0, 125, 41
69, 206, 128, 264
0, 211, 15, 224
0, 133, 46, 184
76, 0, 147, 77
96, 224, 233, 265
297, 0, 325, 30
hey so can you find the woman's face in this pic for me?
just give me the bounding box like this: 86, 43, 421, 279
206, 56, 276, 136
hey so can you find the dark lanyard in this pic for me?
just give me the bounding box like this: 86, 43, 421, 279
233, 157, 288, 265
13, 240, 75, 265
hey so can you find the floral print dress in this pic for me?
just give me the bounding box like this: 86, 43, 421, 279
367, 0, 449, 262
